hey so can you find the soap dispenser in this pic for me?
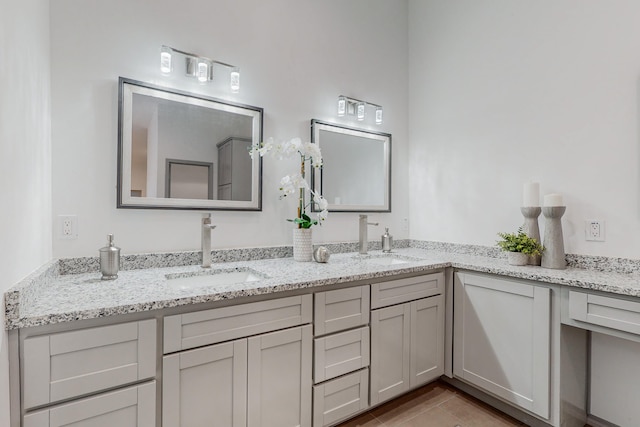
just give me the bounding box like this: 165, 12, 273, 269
381, 228, 393, 253
99, 234, 120, 280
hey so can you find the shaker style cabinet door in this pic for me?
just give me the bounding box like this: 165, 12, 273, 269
23, 381, 155, 427
162, 339, 248, 427
454, 272, 551, 419
370, 303, 411, 405
410, 295, 445, 388
247, 325, 312, 427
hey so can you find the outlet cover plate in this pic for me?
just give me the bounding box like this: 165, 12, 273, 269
585, 220, 605, 242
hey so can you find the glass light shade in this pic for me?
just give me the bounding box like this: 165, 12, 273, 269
356, 102, 365, 121
160, 46, 172, 74
197, 60, 209, 82
230, 69, 240, 92
375, 107, 383, 124
337, 96, 347, 116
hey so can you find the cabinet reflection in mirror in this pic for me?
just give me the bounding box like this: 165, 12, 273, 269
311, 120, 391, 212
118, 77, 262, 210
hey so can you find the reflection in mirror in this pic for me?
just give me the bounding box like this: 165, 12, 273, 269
118, 77, 262, 210
311, 120, 391, 212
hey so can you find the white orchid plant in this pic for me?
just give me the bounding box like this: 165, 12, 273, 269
250, 137, 328, 229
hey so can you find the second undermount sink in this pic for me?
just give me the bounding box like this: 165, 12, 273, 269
165, 268, 265, 290
355, 254, 422, 266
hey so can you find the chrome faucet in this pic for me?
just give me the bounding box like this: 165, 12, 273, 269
359, 215, 379, 254
201, 214, 216, 268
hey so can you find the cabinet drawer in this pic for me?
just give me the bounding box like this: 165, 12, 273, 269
164, 294, 312, 353
314, 327, 370, 383
23, 319, 156, 410
313, 369, 369, 427
314, 286, 370, 336
569, 291, 640, 335
23, 380, 156, 427
371, 272, 444, 309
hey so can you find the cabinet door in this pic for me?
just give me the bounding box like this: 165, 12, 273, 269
370, 303, 410, 405
247, 325, 312, 427
163, 340, 248, 427
454, 272, 550, 419
23, 381, 155, 427
410, 295, 444, 388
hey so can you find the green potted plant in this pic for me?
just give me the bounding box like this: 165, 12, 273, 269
496, 227, 543, 266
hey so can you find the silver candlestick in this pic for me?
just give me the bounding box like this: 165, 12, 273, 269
541, 206, 566, 270
520, 207, 542, 266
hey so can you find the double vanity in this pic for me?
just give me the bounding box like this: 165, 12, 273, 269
6, 243, 640, 427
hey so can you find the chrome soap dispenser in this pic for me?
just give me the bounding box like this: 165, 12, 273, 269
100, 234, 120, 280
382, 228, 393, 253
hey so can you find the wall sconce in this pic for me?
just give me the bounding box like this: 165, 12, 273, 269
336, 95, 383, 124
160, 45, 240, 92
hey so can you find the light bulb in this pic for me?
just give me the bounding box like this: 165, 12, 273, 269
230, 68, 240, 92
197, 60, 209, 82
375, 107, 383, 124
160, 46, 172, 74
356, 102, 365, 121
337, 96, 346, 117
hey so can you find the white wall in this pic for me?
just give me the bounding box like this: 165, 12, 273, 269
0, 0, 52, 423
408, 0, 640, 258
51, 0, 409, 257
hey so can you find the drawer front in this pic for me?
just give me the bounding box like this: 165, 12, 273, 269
23, 319, 156, 410
314, 286, 370, 336
314, 326, 370, 383
23, 380, 156, 427
164, 294, 312, 353
313, 369, 369, 427
371, 272, 444, 309
569, 291, 640, 335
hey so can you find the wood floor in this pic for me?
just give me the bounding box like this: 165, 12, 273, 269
336, 380, 526, 427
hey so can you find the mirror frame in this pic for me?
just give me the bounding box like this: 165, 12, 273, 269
117, 77, 263, 211
311, 119, 391, 213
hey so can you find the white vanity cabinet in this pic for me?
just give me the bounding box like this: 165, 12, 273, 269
312, 286, 370, 427
19, 319, 157, 427
453, 272, 551, 419
163, 294, 313, 427
370, 273, 445, 406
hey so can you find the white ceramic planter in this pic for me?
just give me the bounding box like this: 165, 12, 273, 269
507, 252, 529, 266
293, 228, 313, 262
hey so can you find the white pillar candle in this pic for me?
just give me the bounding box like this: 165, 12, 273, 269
523, 182, 540, 207
544, 193, 564, 207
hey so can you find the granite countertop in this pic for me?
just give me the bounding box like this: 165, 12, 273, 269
6, 246, 640, 330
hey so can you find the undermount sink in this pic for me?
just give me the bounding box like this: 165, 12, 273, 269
165, 268, 265, 290
355, 254, 422, 266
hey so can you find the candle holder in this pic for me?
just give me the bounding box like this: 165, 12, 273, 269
542, 206, 566, 270
520, 207, 542, 266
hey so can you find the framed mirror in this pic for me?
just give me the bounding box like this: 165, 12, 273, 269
118, 77, 262, 210
311, 119, 391, 212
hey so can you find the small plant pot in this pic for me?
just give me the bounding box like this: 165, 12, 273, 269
507, 252, 529, 266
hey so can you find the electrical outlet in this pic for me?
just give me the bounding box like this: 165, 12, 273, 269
585, 220, 605, 242
402, 218, 409, 232
59, 215, 78, 239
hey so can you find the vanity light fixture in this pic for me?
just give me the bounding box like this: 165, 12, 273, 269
160, 45, 240, 91
336, 95, 383, 124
